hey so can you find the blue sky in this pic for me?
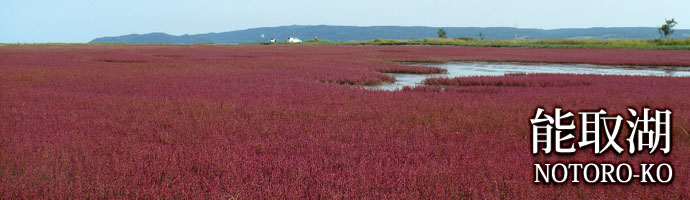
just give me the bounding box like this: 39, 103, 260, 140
2, 0, 689, 43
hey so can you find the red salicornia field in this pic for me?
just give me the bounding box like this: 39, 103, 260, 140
1, 45, 690, 199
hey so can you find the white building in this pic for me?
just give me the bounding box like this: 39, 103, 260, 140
286, 37, 302, 43
269, 38, 276, 43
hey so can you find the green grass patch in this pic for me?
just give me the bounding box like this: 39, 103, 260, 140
254, 38, 690, 50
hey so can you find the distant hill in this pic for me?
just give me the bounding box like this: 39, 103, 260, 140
90, 25, 690, 44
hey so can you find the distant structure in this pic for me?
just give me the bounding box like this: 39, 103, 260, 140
269, 38, 276, 43
286, 37, 302, 43
514, 24, 518, 39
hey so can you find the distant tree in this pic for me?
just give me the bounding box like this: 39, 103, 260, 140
658, 18, 678, 38
438, 28, 447, 38
478, 32, 485, 40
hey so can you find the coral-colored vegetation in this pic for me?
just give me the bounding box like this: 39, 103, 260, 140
377, 65, 448, 74
1, 45, 689, 199
424, 73, 592, 87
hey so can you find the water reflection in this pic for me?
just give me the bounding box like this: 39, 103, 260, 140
365, 62, 690, 90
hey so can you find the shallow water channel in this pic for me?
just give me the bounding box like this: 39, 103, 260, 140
365, 62, 690, 90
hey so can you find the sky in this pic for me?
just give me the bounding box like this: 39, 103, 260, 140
2, 0, 689, 43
